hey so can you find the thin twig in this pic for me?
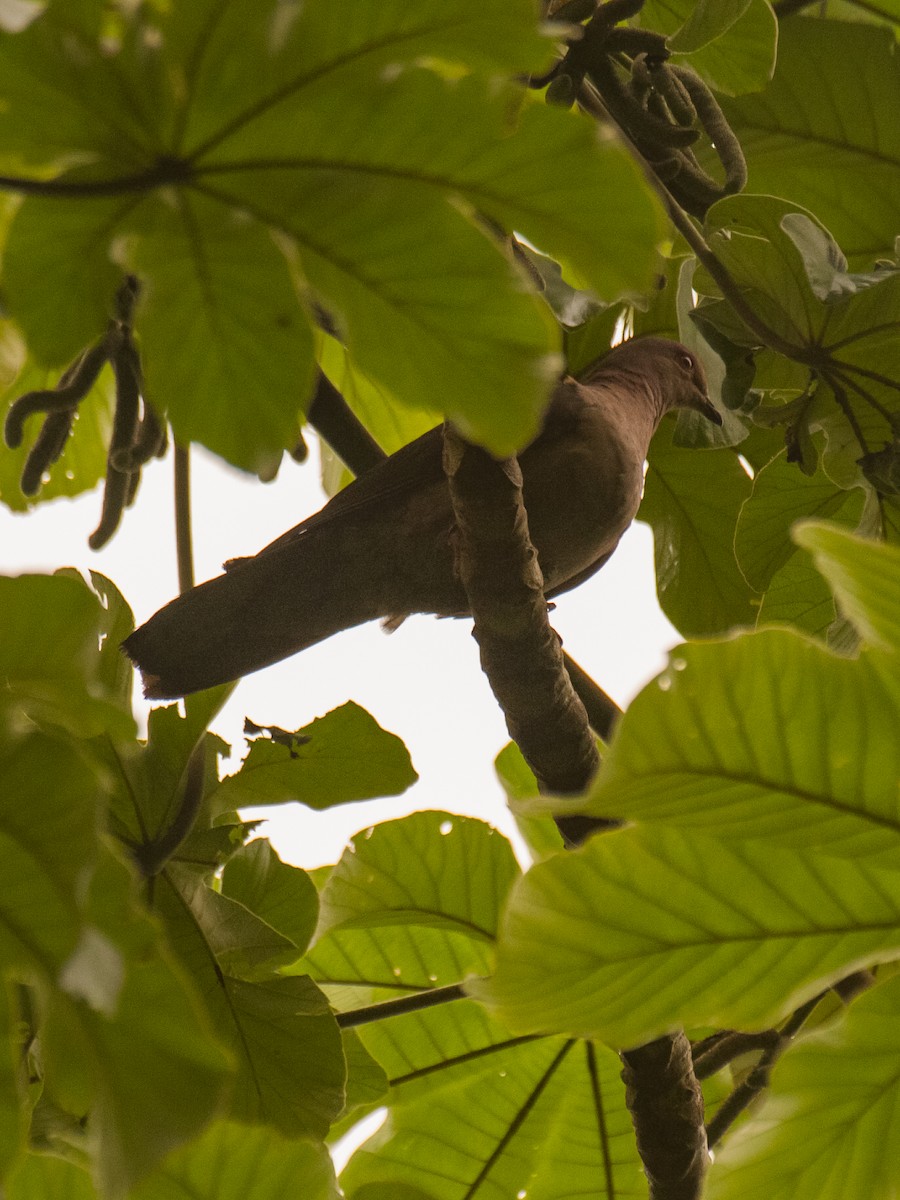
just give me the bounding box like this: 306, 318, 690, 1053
174, 443, 195, 592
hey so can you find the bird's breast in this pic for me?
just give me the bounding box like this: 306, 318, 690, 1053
521, 426, 645, 593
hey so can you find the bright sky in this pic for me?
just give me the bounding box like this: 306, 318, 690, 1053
1, 438, 680, 869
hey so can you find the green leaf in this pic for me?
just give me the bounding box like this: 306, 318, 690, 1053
169, 864, 299, 980
209, 702, 417, 813
674, 0, 776, 96
0, 12, 163, 168
162, 0, 554, 156
640, 427, 758, 637
715, 20, 900, 258
641, 0, 776, 94
708, 975, 900, 1200
41, 853, 231, 1199
0, 573, 134, 739
734, 451, 867, 592
338, 1029, 389, 1118
495, 742, 564, 861
317, 812, 521, 940
0, 732, 99, 972
700, 196, 900, 477
4, 1155, 96, 1200
220, 975, 345, 1136
124, 192, 317, 472
152, 877, 344, 1138
480, 824, 900, 1046
221, 840, 319, 957
794, 520, 900, 652
2, 191, 133, 366
755, 546, 846, 643
317, 334, 439, 458
133, 1120, 340, 1200
342, 1037, 646, 1200
583, 629, 900, 860
666, 0, 754, 53
0, 328, 115, 513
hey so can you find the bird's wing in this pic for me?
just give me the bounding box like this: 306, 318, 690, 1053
230, 425, 446, 565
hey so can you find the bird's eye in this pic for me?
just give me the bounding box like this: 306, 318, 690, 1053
679, 353, 694, 371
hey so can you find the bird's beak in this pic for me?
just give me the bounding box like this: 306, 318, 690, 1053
689, 388, 723, 427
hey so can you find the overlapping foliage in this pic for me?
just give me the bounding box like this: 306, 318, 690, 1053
1, 1, 899, 1197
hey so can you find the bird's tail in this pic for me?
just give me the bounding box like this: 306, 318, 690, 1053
122, 533, 384, 698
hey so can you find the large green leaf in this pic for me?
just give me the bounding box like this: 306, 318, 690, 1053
2, 192, 136, 367
152, 873, 345, 1138
641, 0, 776, 94
134, 1120, 340, 1200
639, 428, 757, 637
40, 853, 231, 1199
317, 811, 521, 939
220, 839, 319, 958
754, 546, 845, 643
342, 1036, 646, 1200
715, 20, 900, 259
123, 192, 317, 472
480, 823, 900, 1046
582, 629, 900, 860
708, 975, 900, 1200
794, 520, 900, 651
209, 701, 417, 813
0, 732, 98, 973
735, 451, 866, 593
0, 2, 664, 467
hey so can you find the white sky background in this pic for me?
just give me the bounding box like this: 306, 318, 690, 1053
1, 436, 680, 869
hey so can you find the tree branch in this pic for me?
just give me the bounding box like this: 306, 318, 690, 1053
440, 424, 708, 1200
306, 370, 386, 475
441, 426, 600, 806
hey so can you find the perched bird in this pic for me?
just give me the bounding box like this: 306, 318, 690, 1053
124, 337, 718, 698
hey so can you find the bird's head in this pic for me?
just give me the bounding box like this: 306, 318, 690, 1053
581, 336, 723, 427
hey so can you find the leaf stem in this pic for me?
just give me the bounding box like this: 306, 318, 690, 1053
336, 983, 468, 1028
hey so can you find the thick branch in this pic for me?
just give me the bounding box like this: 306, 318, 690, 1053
441, 425, 599, 800
621, 1035, 708, 1200
441, 426, 708, 1200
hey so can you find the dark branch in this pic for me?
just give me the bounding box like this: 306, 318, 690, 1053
306, 371, 386, 474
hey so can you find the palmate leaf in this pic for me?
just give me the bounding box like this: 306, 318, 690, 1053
0, 0, 663, 474
714, 19, 900, 260
707, 975, 900, 1200
295, 814, 645, 1200
341, 1036, 646, 1200
698, 195, 900, 490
